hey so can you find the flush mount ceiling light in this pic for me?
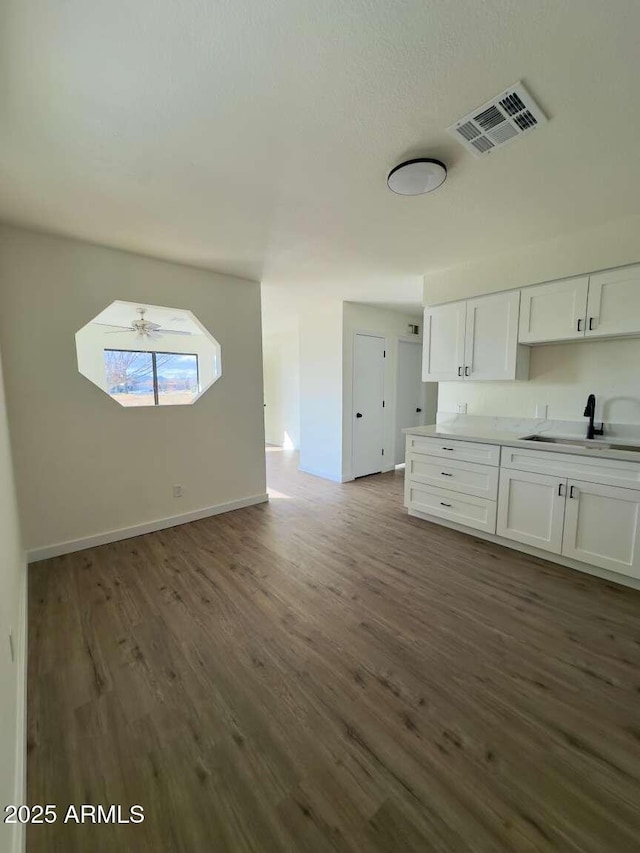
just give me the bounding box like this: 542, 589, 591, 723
387, 158, 447, 195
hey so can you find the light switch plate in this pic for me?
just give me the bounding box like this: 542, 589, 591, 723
535, 403, 548, 419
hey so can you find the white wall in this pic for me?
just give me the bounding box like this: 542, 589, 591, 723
263, 328, 300, 449
299, 303, 344, 481
342, 302, 436, 480
0, 347, 27, 853
423, 212, 640, 306
0, 226, 266, 558
438, 337, 640, 425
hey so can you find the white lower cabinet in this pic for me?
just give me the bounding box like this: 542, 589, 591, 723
496, 468, 566, 554
562, 480, 640, 578
407, 482, 497, 534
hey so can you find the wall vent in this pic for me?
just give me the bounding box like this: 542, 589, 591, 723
447, 82, 547, 157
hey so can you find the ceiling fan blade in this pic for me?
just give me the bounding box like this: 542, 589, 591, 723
158, 329, 192, 336
145, 322, 162, 331
105, 328, 136, 334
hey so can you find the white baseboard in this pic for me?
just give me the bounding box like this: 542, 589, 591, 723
27, 494, 269, 563
13, 563, 28, 853
298, 465, 350, 483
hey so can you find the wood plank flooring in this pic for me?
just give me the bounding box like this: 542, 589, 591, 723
27, 448, 640, 852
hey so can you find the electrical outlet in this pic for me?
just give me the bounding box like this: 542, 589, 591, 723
535, 403, 548, 419
456, 403, 467, 414
9, 630, 15, 663
173, 485, 183, 498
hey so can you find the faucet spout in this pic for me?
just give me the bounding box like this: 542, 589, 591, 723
583, 394, 604, 440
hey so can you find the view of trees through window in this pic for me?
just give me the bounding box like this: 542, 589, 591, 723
104, 349, 199, 406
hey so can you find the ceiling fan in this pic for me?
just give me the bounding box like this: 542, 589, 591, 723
105, 308, 192, 340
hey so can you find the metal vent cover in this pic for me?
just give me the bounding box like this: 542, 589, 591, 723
448, 82, 547, 157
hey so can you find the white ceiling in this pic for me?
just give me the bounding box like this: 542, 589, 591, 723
2, 1, 639, 332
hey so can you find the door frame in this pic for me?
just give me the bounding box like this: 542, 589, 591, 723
351, 330, 386, 480
394, 337, 426, 466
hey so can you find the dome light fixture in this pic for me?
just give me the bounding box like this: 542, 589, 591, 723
387, 158, 447, 196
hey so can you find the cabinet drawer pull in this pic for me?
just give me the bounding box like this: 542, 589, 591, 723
441, 447, 454, 451
441, 472, 453, 476
440, 502, 452, 507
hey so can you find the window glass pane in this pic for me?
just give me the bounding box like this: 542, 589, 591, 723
104, 350, 155, 407
157, 353, 199, 406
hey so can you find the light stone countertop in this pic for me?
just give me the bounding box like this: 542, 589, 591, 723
403, 423, 640, 463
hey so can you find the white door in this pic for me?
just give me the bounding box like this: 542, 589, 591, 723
422, 302, 466, 381
496, 468, 566, 553
585, 265, 640, 338
464, 290, 521, 381
352, 333, 385, 478
562, 480, 640, 578
395, 341, 437, 465
518, 277, 589, 343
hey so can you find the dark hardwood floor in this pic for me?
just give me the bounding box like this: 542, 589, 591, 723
27, 448, 640, 852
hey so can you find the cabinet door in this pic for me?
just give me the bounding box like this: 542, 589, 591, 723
562, 480, 640, 578
518, 277, 589, 343
586, 265, 640, 338
422, 302, 466, 381
496, 468, 566, 553
464, 290, 520, 381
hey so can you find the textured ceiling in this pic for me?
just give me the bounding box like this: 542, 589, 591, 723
1, 0, 639, 331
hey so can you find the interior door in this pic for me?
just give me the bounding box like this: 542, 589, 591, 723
585, 265, 640, 338
496, 468, 566, 553
395, 341, 437, 465
352, 333, 385, 478
422, 302, 466, 381
464, 290, 520, 381
562, 480, 640, 578
518, 277, 589, 343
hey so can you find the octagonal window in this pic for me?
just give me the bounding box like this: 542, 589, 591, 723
75, 301, 222, 407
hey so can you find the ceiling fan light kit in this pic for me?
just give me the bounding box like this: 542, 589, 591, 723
387, 158, 447, 196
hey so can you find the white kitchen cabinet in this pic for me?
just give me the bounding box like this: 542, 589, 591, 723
496, 468, 566, 554
423, 291, 527, 382
585, 264, 640, 338
562, 480, 640, 578
518, 276, 589, 343
422, 302, 466, 381
464, 291, 524, 381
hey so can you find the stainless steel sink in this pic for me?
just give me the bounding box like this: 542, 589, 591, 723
522, 435, 640, 452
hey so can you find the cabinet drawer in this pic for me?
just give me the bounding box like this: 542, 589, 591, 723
501, 445, 640, 489
406, 454, 498, 500
407, 436, 500, 467
407, 483, 497, 534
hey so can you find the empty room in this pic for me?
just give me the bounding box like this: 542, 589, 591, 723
1, 1, 640, 851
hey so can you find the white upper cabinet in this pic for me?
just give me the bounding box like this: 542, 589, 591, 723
585, 265, 640, 338
518, 276, 589, 343
464, 291, 521, 381
423, 291, 527, 382
422, 301, 466, 381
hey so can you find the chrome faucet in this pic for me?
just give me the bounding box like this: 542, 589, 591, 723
583, 394, 604, 440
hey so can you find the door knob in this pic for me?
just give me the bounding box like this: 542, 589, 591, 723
356, 412, 363, 418
416, 408, 422, 413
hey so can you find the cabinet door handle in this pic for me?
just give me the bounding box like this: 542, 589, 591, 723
464, 366, 470, 376
440, 502, 452, 507
356, 412, 363, 418
577, 318, 583, 332
458, 366, 462, 376
569, 485, 577, 499
558, 482, 564, 496
588, 317, 595, 331
416, 408, 422, 413
441, 472, 453, 476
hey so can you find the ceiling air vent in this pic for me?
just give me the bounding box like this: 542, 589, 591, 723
447, 82, 547, 157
